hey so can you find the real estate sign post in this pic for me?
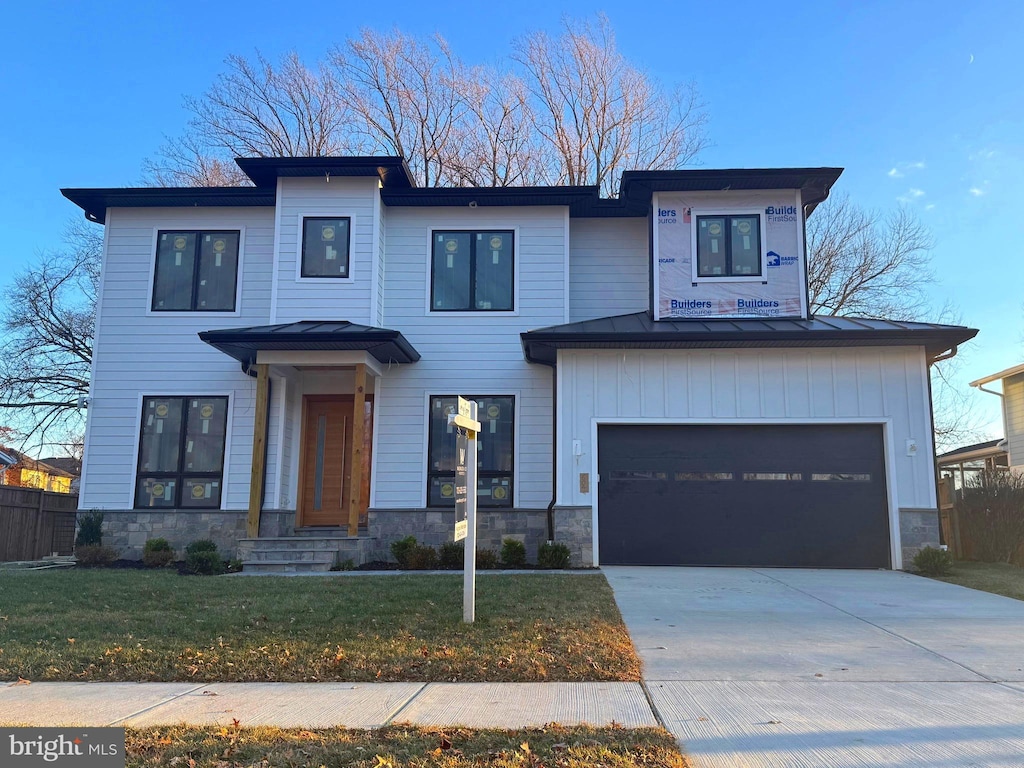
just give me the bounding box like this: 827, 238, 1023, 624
450, 397, 480, 623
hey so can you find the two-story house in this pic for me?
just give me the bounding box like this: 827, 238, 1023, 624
63, 157, 976, 571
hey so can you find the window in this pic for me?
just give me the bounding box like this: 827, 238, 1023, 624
696, 215, 762, 277
152, 231, 239, 311
431, 231, 513, 311
301, 217, 351, 278
427, 395, 513, 507
135, 396, 228, 509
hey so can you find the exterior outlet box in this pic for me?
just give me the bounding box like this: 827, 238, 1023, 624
906, 439, 918, 457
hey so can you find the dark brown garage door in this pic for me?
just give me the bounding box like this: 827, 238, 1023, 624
597, 424, 891, 568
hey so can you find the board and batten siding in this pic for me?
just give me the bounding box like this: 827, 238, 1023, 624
373, 206, 567, 509
557, 347, 937, 511
1001, 372, 1024, 468
80, 206, 275, 511
568, 218, 649, 322
273, 177, 379, 325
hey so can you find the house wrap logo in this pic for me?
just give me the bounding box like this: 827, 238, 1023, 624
765, 205, 798, 223
2, 728, 124, 768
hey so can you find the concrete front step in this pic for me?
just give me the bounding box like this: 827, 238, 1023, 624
242, 560, 335, 574
238, 535, 377, 574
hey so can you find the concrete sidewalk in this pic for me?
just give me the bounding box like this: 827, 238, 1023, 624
0, 681, 658, 729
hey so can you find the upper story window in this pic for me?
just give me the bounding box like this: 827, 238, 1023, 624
431, 231, 514, 311
696, 215, 762, 278
153, 231, 239, 311
301, 217, 351, 278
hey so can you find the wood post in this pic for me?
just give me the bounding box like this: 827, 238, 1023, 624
247, 364, 269, 539
347, 363, 367, 537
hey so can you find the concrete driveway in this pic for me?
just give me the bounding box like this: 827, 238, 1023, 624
604, 567, 1024, 768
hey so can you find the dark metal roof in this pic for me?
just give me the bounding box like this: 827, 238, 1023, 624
520, 312, 978, 365
380, 186, 613, 216
199, 321, 421, 367
235, 156, 415, 189
60, 187, 275, 225
936, 439, 1006, 462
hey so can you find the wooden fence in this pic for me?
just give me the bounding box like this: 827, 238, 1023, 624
0, 486, 78, 562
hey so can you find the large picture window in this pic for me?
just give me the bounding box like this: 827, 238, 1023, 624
152, 231, 239, 311
431, 231, 514, 311
301, 217, 351, 278
696, 215, 762, 277
135, 396, 228, 509
427, 395, 513, 507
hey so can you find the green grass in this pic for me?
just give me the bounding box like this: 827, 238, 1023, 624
125, 724, 689, 768
0, 571, 640, 683
933, 560, 1024, 601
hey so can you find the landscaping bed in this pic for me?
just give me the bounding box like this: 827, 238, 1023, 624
126, 724, 689, 768
0, 570, 640, 683
932, 560, 1024, 601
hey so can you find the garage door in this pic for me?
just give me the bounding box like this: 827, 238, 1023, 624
597, 424, 891, 568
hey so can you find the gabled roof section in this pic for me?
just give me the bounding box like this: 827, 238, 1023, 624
521, 312, 978, 365
60, 187, 275, 225
199, 320, 421, 368
234, 156, 415, 189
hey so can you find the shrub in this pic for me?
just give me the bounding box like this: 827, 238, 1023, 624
476, 548, 500, 570
186, 550, 226, 575
226, 558, 244, 573
75, 544, 119, 566
406, 544, 439, 570
537, 542, 572, 569
501, 538, 527, 568
439, 541, 465, 570
913, 546, 954, 576
956, 470, 1024, 563
390, 535, 418, 568
142, 538, 175, 568
75, 512, 104, 547
185, 539, 218, 556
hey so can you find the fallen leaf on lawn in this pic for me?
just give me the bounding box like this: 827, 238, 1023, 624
201, 690, 218, 696
9, 678, 31, 686
439, 735, 452, 751
67, 638, 75, 644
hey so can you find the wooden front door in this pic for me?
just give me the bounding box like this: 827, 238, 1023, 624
297, 395, 368, 527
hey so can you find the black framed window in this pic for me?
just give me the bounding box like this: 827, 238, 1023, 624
301, 217, 351, 277
152, 231, 239, 311
427, 395, 513, 507
135, 396, 228, 509
696, 215, 762, 277
431, 230, 514, 311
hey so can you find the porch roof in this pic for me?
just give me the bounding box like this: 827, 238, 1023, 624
198, 321, 421, 368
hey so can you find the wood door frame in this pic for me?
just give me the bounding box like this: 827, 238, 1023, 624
296, 394, 374, 529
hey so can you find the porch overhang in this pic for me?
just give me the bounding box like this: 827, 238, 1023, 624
199, 320, 421, 370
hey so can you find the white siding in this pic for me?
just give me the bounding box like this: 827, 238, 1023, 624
1003, 373, 1024, 467
273, 177, 378, 325
569, 218, 649, 322
373, 206, 566, 508
81, 206, 275, 510
558, 347, 936, 512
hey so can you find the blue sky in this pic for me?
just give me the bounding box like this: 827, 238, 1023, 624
2, 0, 1022, 442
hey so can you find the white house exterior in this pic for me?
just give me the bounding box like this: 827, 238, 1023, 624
970, 363, 1024, 469
64, 158, 976, 570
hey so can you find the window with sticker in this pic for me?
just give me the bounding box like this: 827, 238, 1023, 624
152, 231, 239, 311
696, 215, 762, 277
431, 231, 514, 310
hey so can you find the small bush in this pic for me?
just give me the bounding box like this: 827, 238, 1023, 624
501, 538, 527, 568
913, 546, 954, 576
330, 558, 355, 572
476, 548, 500, 570
75, 512, 104, 547
390, 535, 418, 568
185, 539, 218, 556
439, 541, 465, 569
141, 538, 174, 567
537, 541, 572, 569
144, 537, 172, 552
226, 558, 244, 573
406, 544, 439, 570
75, 544, 119, 566
186, 550, 226, 575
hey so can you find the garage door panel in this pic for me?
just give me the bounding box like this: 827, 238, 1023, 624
597, 424, 890, 568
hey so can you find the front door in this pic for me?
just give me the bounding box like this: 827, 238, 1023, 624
298, 395, 357, 527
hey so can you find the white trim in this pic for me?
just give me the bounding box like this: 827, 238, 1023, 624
794, 189, 810, 319
970, 363, 1024, 388
294, 211, 358, 284
563, 208, 571, 324
255, 349, 384, 377
145, 225, 246, 317
269, 179, 283, 324
652, 192, 661, 320
423, 225, 521, 317
589, 416, 902, 570
128, 389, 236, 511
689, 207, 769, 284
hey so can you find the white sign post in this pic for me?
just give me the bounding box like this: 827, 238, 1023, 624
449, 397, 480, 623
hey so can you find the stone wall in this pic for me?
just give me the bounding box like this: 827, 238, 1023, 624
899, 507, 940, 566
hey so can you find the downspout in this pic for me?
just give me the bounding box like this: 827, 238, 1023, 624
928, 343, 962, 549
544, 361, 557, 542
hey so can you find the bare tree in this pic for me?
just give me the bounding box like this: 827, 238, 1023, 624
0, 220, 101, 451
514, 14, 708, 195
143, 133, 250, 187
807, 194, 934, 319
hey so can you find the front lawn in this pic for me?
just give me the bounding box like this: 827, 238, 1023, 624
0, 571, 640, 683
932, 560, 1024, 601
126, 724, 689, 768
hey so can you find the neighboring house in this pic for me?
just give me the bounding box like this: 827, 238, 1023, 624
937, 439, 1008, 490
39, 456, 83, 494
970, 364, 1024, 470
0, 448, 76, 493
63, 157, 977, 570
